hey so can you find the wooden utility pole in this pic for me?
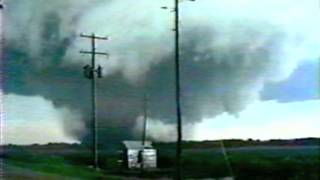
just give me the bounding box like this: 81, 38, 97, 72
80, 33, 108, 170
162, 1, 183, 178
141, 94, 148, 148
173, 0, 183, 179
140, 94, 148, 171
0, 5, 4, 179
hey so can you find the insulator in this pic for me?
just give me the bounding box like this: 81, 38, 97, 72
97, 65, 103, 78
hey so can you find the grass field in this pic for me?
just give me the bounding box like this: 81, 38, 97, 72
1, 139, 319, 179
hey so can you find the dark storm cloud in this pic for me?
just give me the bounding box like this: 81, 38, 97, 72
3, 0, 320, 143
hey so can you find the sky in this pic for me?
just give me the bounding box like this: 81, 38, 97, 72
1, 0, 320, 145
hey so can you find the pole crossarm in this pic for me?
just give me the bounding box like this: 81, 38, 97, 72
80, 50, 109, 56
80, 33, 109, 40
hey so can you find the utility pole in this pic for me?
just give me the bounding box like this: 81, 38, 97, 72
162, 1, 183, 179
140, 94, 148, 172
80, 33, 108, 170
174, 0, 182, 179
0, 4, 4, 180
162, 1, 196, 179
142, 94, 148, 148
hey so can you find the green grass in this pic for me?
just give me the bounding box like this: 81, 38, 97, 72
3, 144, 320, 179
4, 148, 121, 179
156, 146, 320, 179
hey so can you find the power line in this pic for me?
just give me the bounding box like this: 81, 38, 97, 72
79, 33, 109, 170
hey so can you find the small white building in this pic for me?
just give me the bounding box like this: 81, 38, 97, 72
122, 140, 157, 169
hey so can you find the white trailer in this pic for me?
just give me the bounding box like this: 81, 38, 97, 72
122, 140, 157, 169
